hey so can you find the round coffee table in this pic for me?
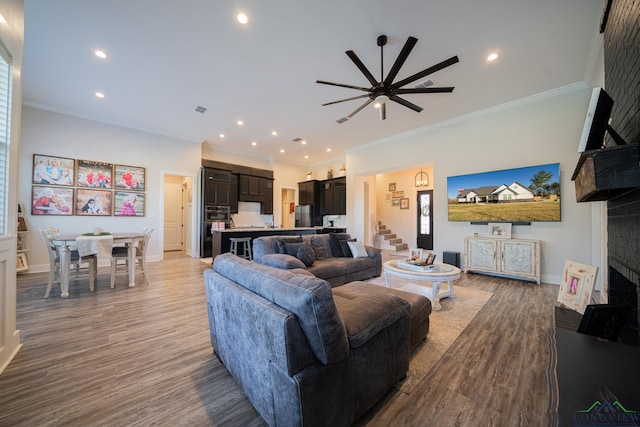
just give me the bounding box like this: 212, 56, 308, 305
383, 260, 461, 310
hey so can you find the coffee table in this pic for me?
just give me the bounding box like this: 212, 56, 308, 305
383, 260, 461, 310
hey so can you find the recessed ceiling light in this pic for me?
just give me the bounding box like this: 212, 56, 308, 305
237, 120, 243, 126
301, 140, 307, 145
487, 52, 498, 61
280, 149, 285, 153
219, 134, 225, 138
304, 155, 309, 159
251, 142, 257, 146
95, 92, 105, 98
237, 12, 248, 24
271, 131, 278, 136
326, 148, 332, 152
94, 50, 107, 59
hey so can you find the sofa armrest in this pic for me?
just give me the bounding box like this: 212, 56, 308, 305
365, 246, 381, 258
334, 293, 409, 349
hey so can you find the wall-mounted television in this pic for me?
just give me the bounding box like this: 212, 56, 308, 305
447, 163, 561, 222
578, 87, 614, 152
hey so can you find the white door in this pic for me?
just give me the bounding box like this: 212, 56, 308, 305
164, 183, 182, 251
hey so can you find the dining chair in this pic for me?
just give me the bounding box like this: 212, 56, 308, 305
39, 228, 97, 298
110, 226, 153, 288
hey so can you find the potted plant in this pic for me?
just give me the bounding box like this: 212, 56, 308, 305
306, 170, 312, 181
339, 163, 346, 176
327, 167, 333, 179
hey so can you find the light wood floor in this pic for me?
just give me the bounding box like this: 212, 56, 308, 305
1, 252, 558, 427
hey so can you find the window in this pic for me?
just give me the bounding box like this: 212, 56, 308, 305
0, 43, 11, 235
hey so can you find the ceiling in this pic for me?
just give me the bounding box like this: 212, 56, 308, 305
21, 0, 604, 167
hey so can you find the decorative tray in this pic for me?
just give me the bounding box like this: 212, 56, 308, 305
397, 260, 437, 272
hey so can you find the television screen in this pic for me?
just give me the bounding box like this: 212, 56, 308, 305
447, 163, 561, 222
577, 87, 613, 153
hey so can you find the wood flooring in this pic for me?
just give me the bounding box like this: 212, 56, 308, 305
1, 251, 558, 427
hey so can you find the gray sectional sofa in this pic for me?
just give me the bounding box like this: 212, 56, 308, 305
204, 253, 432, 427
252, 233, 382, 287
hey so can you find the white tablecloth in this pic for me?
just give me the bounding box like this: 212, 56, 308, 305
76, 235, 114, 260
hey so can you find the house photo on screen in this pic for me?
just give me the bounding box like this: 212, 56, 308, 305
447, 163, 561, 222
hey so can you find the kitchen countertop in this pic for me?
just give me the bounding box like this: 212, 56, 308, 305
212, 227, 319, 233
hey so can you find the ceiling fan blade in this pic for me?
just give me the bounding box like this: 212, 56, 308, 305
322, 94, 370, 106
383, 36, 418, 87
390, 95, 423, 112
390, 56, 460, 90
316, 80, 371, 92
345, 50, 379, 86
395, 86, 455, 94
343, 98, 375, 120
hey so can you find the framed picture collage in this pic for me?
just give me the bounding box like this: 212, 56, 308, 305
31, 154, 146, 217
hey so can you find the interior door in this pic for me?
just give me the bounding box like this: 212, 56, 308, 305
164, 183, 182, 251
416, 190, 433, 250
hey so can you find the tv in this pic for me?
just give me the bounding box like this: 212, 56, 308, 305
447, 163, 561, 222
577, 303, 630, 341
577, 87, 614, 153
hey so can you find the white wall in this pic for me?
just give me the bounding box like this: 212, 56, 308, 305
19, 107, 202, 272
347, 84, 597, 285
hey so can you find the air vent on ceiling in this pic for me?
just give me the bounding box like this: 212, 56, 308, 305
292, 137, 303, 142
195, 106, 208, 114
414, 79, 434, 89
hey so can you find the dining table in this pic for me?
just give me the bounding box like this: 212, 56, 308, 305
49, 232, 145, 298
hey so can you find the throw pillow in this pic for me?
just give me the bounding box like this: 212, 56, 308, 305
275, 236, 303, 253
260, 253, 306, 269
296, 244, 315, 267
310, 236, 331, 259
283, 242, 306, 256
339, 238, 356, 258
329, 233, 352, 257
347, 241, 369, 258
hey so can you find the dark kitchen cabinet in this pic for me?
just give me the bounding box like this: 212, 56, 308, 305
261, 179, 274, 214
229, 174, 238, 213
203, 168, 231, 206
298, 180, 318, 205
239, 175, 264, 202
320, 177, 346, 215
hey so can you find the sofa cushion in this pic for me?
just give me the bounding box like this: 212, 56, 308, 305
261, 253, 306, 269
347, 241, 369, 258
329, 233, 352, 257
283, 242, 306, 256
213, 253, 349, 364
296, 244, 315, 267
339, 238, 356, 257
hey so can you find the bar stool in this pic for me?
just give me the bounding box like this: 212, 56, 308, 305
229, 237, 252, 260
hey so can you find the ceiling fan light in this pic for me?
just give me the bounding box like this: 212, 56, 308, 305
375, 94, 389, 103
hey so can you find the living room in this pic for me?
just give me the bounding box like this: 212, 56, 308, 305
2, 0, 639, 425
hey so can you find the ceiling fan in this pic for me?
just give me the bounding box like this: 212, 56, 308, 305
316, 35, 459, 123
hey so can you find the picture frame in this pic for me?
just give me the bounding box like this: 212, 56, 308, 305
16, 253, 28, 272
400, 198, 409, 209
77, 159, 113, 188
488, 222, 512, 238
557, 260, 598, 314
409, 248, 423, 260
31, 186, 74, 215
114, 164, 146, 191
75, 189, 112, 216
385, 193, 391, 201
389, 183, 396, 192
392, 191, 404, 198
391, 199, 400, 207
32, 154, 75, 186
114, 191, 145, 217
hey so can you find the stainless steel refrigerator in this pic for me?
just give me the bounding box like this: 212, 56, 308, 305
294, 205, 312, 227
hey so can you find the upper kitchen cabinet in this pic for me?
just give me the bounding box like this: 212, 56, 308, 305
203, 167, 231, 206
298, 180, 318, 205
320, 177, 346, 215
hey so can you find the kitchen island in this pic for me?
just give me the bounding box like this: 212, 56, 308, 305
210, 227, 319, 260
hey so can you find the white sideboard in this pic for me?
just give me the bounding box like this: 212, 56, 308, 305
464, 236, 541, 284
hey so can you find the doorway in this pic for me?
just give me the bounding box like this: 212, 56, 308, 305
164, 174, 191, 252
416, 190, 433, 250
281, 187, 296, 229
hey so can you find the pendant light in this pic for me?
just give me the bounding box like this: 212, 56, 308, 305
415, 168, 429, 187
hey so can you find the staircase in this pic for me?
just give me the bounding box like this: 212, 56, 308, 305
375, 221, 408, 252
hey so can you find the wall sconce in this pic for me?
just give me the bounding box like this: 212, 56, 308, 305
415, 168, 429, 187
